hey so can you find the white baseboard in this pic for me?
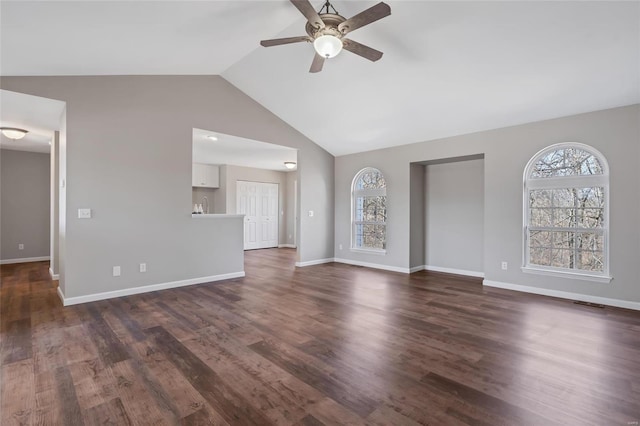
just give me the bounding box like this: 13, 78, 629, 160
57, 271, 245, 306
333, 258, 410, 274
409, 265, 425, 273
295, 258, 334, 267
483, 279, 640, 311
0, 256, 50, 265
278, 244, 297, 249
49, 267, 59, 280
424, 265, 484, 278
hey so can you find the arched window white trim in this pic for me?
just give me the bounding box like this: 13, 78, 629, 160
522, 142, 611, 283
351, 167, 387, 254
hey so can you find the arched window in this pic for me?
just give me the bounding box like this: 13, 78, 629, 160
352, 168, 386, 252
523, 143, 610, 282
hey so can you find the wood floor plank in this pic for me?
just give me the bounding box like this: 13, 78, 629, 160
1, 358, 35, 425
82, 397, 132, 426
146, 325, 273, 426
54, 365, 85, 426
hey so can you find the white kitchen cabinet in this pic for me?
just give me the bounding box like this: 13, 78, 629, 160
192, 163, 219, 188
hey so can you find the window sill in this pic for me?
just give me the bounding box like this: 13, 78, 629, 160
350, 248, 386, 256
521, 266, 612, 283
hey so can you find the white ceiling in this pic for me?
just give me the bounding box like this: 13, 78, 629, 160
0, 90, 66, 153
193, 128, 297, 172
2, 1, 639, 156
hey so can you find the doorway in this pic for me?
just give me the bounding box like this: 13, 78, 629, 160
237, 181, 279, 250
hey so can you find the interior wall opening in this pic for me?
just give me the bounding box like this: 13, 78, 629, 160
410, 154, 485, 278
191, 128, 298, 264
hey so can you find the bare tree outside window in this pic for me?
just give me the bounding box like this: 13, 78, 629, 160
352, 168, 386, 251
524, 144, 609, 279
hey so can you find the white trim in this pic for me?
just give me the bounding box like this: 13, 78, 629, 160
0, 256, 50, 265
191, 214, 244, 219
278, 244, 297, 249
482, 279, 640, 311
56, 271, 245, 306
49, 267, 59, 280
522, 266, 612, 283
295, 258, 334, 267
333, 257, 409, 274
57, 286, 65, 305
424, 265, 484, 278
409, 265, 425, 273
350, 247, 386, 255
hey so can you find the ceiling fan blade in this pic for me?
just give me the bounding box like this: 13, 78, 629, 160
290, 0, 325, 30
342, 39, 384, 62
309, 53, 325, 73
338, 2, 391, 35
260, 36, 311, 47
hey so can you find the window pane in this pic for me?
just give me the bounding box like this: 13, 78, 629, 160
530, 190, 552, 208
356, 169, 386, 190
355, 224, 385, 250
530, 208, 552, 227
577, 208, 603, 228
578, 250, 604, 272
530, 231, 551, 248
530, 148, 604, 178
552, 189, 575, 208
551, 249, 572, 268
552, 231, 574, 250
530, 247, 551, 266
361, 196, 386, 222
553, 208, 575, 227
577, 187, 605, 209
577, 233, 603, 252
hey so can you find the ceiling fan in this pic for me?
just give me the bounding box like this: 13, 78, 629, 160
260, 0, 391, 73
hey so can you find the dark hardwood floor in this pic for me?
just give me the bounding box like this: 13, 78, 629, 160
2, 248, 639, 425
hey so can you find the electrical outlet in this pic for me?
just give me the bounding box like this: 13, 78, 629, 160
339, 244, 343, 250
113, 266, 121, 277
139, 263, 147, 273
501, 261, 508, 270
308, 210, 314, 217
18, 243, 24, 250
78, 208, 92, 219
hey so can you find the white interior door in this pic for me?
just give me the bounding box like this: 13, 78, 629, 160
237, 181, 278, 250
237, 181, 259, 250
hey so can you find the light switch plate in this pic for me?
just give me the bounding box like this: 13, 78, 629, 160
308, 210, 314, 217
78, 208, 92, 219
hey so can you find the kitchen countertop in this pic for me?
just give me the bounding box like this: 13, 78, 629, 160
191, 214, 244, 219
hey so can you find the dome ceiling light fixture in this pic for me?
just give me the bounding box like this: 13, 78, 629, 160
260, 0, 391, 73
284, 161, 297, 169
0, 127, 29, 140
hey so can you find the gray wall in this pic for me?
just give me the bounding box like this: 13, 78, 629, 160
50, 131, 60, 275
425, 158, 484, 273
285, 171, 297, 246
1, 76, 334, 299
1, 149, 51, 261
409, 164, 425, 268
335, 105, 640, 303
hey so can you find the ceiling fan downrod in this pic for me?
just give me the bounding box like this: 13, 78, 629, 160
319, 0, 339, 15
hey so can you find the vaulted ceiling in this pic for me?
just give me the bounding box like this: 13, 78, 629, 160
2, 1, 638, 156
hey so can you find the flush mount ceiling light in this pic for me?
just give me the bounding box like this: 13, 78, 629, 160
0, 127, 28, 140
206, 135, 218, 141
284, 162, 297, 169
260, 0, 391, 73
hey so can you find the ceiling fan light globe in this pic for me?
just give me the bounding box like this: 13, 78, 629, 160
313, 35, 343, 59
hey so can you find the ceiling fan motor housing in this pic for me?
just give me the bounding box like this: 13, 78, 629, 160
305, 14, 346, 40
